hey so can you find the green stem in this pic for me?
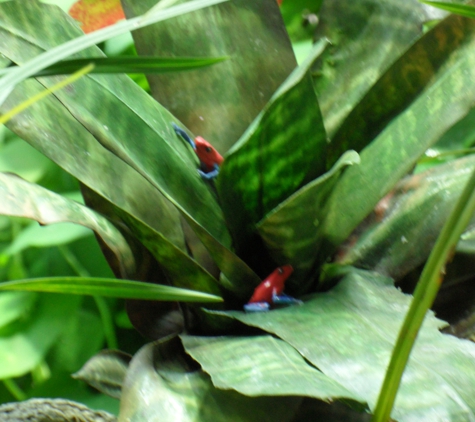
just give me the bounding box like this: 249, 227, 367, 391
92, 295, 118, 350
372, 165, 475, 422
59, 246, 118, 350
3, 378, 27, 401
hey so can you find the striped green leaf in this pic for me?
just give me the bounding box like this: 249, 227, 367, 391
217, 41, 328, 253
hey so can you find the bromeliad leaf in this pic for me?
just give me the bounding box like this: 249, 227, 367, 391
208, 270, 475, 421
119, 336, 302, 422
218, 40, 328, 252
181, 334, 362, 402
121, 0, 297, 151
257, 150, 359, 290
0, 2, 229, 245
318, 14, 475, 263
338, 155, 475, 280
326, 13, 472, 168
0, 172, 135, 278
0, 0, 229, 104
313, 0, 439, 137
0, 1, 250, 294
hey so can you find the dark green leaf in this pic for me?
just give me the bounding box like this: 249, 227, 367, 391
317, 15, 475, 262
313, 0, 437, 137
0, 277, 223, 303
218, 41, 328, 252
120, 336, 301, 422
0, 0, 230, 104
3, 56, 229, 77
122, 0, 297, 151
327, 12, 472, 167
257, 150, 359, 290
338, 155, 475, 279
0, 1, 229, 244
0, 2, 240, 294
209, 270, 475, 421
181, 334, 361, 401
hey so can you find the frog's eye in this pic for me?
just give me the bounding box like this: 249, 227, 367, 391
278, 268, 284, 274
205, 146, 212, 153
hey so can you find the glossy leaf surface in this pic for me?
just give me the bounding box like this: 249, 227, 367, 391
257, 150, 359, 290
0, 2, 237, 293
181, 334, 360, 401
208, 270, 475, 421
339, 155, 475, 279
326, 13, 472, 167
119, 336, 301, 422
121, 0, 296, 151
318, 14, 475, 262
313, 0, 440, 137
218, 41, 328, 251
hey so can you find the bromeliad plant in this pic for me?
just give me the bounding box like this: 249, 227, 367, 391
3, 0, 475, 421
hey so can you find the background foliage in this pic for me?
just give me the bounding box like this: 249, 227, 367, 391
2, 0, 475, 421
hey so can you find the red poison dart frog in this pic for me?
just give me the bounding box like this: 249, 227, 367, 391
244, 265, 303, 312
173, 123, 224, 179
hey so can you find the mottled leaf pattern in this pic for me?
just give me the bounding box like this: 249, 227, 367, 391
208, 270, 475, 422
218, 41, 328, 251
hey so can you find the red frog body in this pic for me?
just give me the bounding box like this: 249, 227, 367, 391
194, 136, 224, 172
173, 124, 223, 179
244, 265, 302, 312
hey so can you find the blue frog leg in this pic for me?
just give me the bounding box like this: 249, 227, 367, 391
198, 163, 220, 180
172, 123, 196, 150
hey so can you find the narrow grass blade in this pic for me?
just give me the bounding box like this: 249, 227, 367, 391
0, 277, 223, 303
421, 1, 475, 18
372, 163, 475, 421
0, 56, 228, 77
0, 64, 94, 124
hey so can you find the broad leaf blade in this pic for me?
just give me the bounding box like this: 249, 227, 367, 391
327, 13, 472, 167
218, 41, 328, 252
0, 2, 235, 294
210, 270, 475, 421
0, 172, 135, 277
318, 15, 475, 262
338, 155, 475, 279
0, 2, 261, 294
0, 277, 223, 302
121, 0, 297, 151
257, 150, 359, 290
181, 334, 361, 402
313, 0, 439, 137
119, 336, 301, 422
0, 0, 230, 103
